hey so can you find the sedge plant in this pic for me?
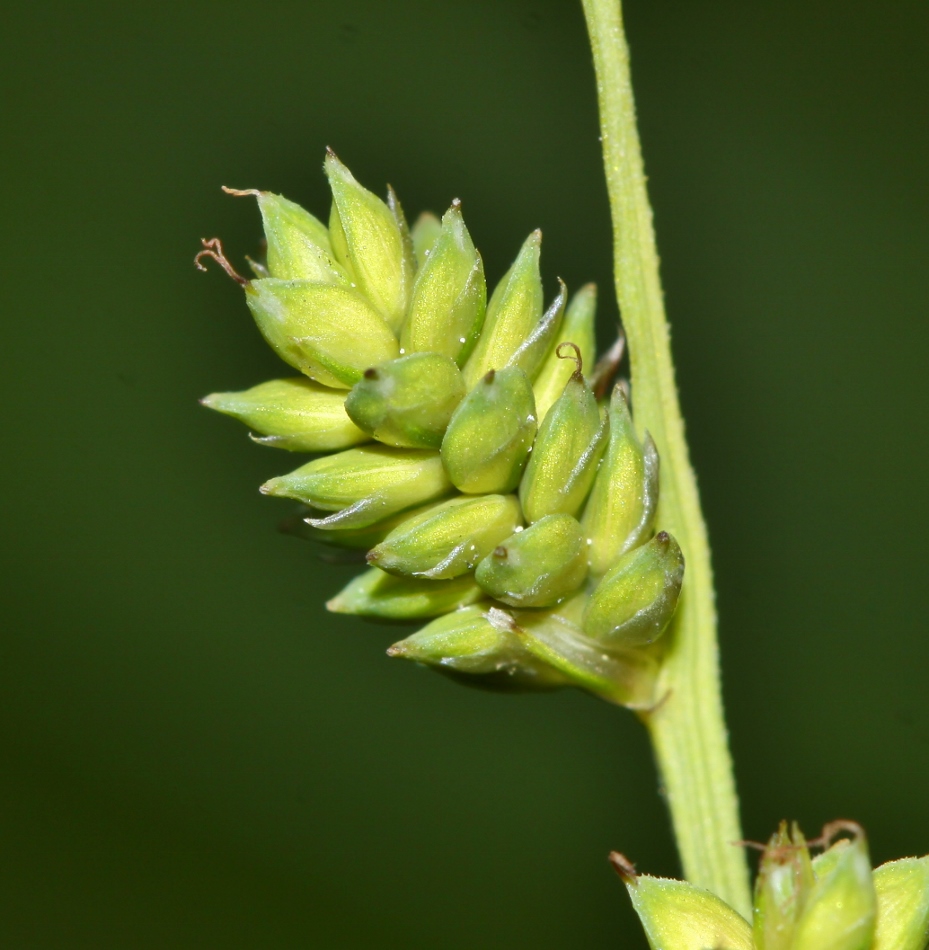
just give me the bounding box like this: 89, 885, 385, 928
195, 1, 929, 946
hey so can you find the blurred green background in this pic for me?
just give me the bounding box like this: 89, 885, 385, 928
2, 0, 927, 946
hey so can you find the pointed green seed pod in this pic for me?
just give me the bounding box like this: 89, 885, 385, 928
261, 446, 452, 530
475, 513, 587, 608
228, 189, 347, 284
344, 353, 466, 449
410, 211, 442, 268
202, 377, 368, 451
386, 605, 567, 691
533, 283, 598, 422
501, 601, 659, 707
505, 280, 566, 381
245, 279, 399, 389
620, 873, 754, 950
583, 532, 684, 648
581, 383, 659, 575
327, 568, 482, 619
462, 230, 543, 388
793, 830, 877, 950
325, 150, 412, 332
872, 856, 929, 950
519, 349, 608, 522
368, 494, 522, 579
401, 200, 487, 365
752, 822, 815, 950
441, 366, 537, 494
386, 605, 526, 673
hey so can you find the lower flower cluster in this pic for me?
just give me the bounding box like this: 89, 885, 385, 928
200, 152, 685, 705
613, 822, 929, 950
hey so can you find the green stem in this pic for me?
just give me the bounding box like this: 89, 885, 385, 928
581, 0, 752, 915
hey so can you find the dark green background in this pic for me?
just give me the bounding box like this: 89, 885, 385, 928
2, 1, 927, 946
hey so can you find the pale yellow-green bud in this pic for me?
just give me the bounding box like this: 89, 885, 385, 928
475, 513, 587, 608
401, 200, 486, 365
872, 855, 929, 950
619, 871, 754, 950
462, 230, 543, 388
519, 352, 607, 522
532, 283, 598, 421
752, 822, 815, 950
793, 829, 877, 950
344, 353, 466, 449
325, 149, 412, 332
367, 494, 522, 579
387, 605, 524, 672
581, 383, 659, 575
326, 568, 482, 619
202, 377, 368, 451
226, 188, 347, 284
583, 532, 684, 648
260, 446, 451, 530
386, 605, 568, 690
245, 279, 399, 389
441, 366, 537, 494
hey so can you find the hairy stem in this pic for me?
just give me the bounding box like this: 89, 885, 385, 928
581, 0, 752, 915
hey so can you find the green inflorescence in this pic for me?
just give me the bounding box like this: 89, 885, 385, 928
611, 821, 929, 950
198, 151, 685, 708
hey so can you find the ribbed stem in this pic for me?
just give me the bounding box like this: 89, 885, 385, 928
580, 0, 752, 915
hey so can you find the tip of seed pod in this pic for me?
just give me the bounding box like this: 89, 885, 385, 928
386, 642, 407, 657
611, 381, 630, 404
324, 147, 349, 176
528, 228, 542, 245
451, 197, 462, 211
221, 185, 262, 198
363, 367, 379, 380
259, 480, 277, 496
608, 851, 638, 884
483, 369, 496, 384
655, 531, 670, 544
325, 595, 346, 613
199, 394, 217, 408
365, 549, 381, 563
493, 546, 508, 559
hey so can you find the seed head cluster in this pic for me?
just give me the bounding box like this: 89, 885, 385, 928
199, 151, 684, 705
